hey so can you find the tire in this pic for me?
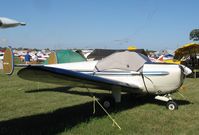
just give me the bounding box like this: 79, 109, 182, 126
166, 100, 178, 110
101, 97, 115, 109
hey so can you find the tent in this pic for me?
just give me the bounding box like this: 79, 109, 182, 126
174, 43, 199, 70
44, 50, 86, 64
95, 51, 151, 72
87, 49, 148, 60
174, 43, 199, 60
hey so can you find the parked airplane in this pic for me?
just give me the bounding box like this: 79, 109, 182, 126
3, 48, 192, 110
0, 17, 26, 28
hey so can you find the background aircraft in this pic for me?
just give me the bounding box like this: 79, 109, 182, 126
0, 17, 26, 28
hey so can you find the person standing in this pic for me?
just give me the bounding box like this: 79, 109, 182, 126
25, 52, 31, 64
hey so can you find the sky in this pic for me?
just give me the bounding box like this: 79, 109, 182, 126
0, 0, 199, 50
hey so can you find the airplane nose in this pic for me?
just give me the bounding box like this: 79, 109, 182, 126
20, 22, 26, 26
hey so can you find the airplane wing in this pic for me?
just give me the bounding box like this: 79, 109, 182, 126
3, 47, 140, 91
17, 65, 139, 91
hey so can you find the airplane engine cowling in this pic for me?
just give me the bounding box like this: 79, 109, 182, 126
142, 64, 184, 95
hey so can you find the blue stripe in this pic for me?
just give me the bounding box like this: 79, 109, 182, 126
143, 71, 169, 76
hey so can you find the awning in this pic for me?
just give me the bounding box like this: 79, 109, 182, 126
174, 43, 199, 60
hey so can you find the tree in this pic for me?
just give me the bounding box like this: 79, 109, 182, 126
190, 29, 199, 41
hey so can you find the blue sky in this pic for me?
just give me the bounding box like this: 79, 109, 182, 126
0, 0, 199, 50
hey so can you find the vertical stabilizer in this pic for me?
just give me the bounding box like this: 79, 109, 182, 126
3, 47, 14, 75
48, 51, 57, 64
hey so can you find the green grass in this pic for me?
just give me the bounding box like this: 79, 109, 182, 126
0, 68, 199, 135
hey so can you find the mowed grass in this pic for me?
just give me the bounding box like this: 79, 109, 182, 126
0, 68, 199, 135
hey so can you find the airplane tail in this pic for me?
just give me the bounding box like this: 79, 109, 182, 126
3, 47, 14, 75
47, 51, 57, 64
3, 48, 58, 75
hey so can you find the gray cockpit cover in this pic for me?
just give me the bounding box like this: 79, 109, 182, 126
94, 51, 151, 72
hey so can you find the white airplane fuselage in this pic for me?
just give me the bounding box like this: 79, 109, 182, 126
46, 61, 190, 95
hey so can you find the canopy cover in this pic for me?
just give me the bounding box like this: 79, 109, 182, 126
95, 51, 151, 72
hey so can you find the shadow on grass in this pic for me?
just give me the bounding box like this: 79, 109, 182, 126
0, 87, 191, 135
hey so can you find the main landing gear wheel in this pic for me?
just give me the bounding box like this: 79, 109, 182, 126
166, 100, 178, 110
101, 97, 115, 109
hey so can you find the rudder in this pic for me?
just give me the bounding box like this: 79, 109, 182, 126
3, 47, 14, 75
48, 51, 57, 64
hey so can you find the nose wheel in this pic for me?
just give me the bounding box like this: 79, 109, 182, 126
155, 94, 178, 110
166, 100, 178, 110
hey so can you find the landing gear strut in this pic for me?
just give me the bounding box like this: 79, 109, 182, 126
101, 87, 121, 109
155, 94, 178, 110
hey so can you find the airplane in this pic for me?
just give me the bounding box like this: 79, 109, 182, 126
3, 47, 192, 110
0, 17, 26, 28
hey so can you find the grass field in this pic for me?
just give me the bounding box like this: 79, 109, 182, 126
0, 68, 199, 135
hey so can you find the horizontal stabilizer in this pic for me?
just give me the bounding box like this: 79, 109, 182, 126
3, 47, 14, 75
